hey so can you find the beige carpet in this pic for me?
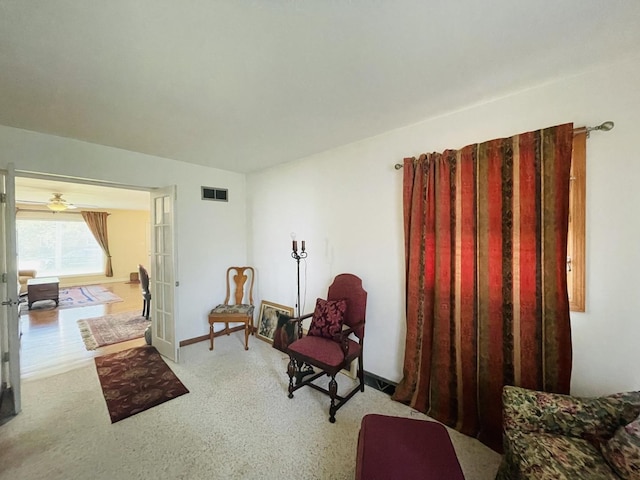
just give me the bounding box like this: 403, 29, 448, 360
0, 334, 501, 480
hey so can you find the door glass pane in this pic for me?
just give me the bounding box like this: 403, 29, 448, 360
154, 197, 163, 225
156, 311, 165, 338
164, 284, 173, 312
155, 255, 164, 282
165, 313, 174, 343
155, 226, 163, 254
162, 255, 171, 280
162, 225, 172, 252
163, 195, 171, 224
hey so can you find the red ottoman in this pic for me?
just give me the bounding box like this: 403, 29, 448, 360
355, 414, 465, 480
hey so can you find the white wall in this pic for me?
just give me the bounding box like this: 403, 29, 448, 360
0, 126, 248, 343
247, 55, 640, 396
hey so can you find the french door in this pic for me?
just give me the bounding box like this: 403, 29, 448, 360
0, 164, 21, 414
150, 186, 178, 361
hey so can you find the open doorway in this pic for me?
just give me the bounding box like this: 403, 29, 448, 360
15, 176, 152, 379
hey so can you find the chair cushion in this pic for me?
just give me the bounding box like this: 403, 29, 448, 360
308, 298, 347, 339
508, 432, 618, 479
210, 304, 254, 316
601, 413, 640, 479
288, 335, 360, 370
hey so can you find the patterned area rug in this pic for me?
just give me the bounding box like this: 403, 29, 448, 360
27, 285, 123, 311
78, 310, 150, 350
94, 346, 189, 423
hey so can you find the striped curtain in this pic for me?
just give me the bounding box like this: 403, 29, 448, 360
392, 123, 574, 452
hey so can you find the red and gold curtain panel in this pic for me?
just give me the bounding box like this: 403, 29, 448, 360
392, 123, 574, 452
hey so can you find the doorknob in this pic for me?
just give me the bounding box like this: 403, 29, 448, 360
1, 299, 19, 306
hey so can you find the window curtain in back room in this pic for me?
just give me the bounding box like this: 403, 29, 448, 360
81, 211, 113, 277
392, 123, 574, 452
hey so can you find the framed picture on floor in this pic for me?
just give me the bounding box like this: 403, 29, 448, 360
341, 359, 358, 379
340, 322, 358, 379
257, 301, 294, 344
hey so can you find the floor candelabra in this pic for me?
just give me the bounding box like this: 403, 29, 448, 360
290, 237, 314, 381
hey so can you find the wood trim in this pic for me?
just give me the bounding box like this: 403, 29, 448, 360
179, 326, 258, 347
179, 335, 209, 347
568, 131, 586, 312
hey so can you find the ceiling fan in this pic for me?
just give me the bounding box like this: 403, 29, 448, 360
46, 193, 78, 212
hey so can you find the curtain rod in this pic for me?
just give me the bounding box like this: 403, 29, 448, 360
393, 121, 614, 170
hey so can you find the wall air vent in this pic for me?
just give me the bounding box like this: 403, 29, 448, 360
201, 187, 228, 202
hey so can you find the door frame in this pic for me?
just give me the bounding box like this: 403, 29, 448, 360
1, 165, 20, 415
5, 170, 178, 414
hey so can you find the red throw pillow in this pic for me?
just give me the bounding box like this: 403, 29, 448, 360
308, 298, 347, 339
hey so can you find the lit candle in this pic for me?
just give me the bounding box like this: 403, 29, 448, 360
292, 240, 298, 252
301, 240, 306, 252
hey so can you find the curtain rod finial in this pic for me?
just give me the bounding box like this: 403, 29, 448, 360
394, 163, 403, 170
587, 121, 615, 135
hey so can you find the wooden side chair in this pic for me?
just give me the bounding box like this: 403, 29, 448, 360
208, 266, 255, 351
138, 264, 151, 320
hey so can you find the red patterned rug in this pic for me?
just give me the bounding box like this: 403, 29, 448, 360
94, 346, 189, 423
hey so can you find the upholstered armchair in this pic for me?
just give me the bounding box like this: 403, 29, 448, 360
285, 273, 367, 423
496, 385, 640, 480
18, 269, 37, 296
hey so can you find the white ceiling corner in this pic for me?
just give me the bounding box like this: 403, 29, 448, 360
1, 0, 640, 177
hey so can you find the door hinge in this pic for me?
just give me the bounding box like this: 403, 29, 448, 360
2, 352, 9, 363
1, 273, 6, 283
0, 193, 5, 204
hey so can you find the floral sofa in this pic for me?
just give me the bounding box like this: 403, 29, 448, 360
496, 385, 640, 480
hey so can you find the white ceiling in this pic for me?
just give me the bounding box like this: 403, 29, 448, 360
1, 1, 640, 175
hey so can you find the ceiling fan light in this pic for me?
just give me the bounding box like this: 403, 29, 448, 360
47, 202, 68, 211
